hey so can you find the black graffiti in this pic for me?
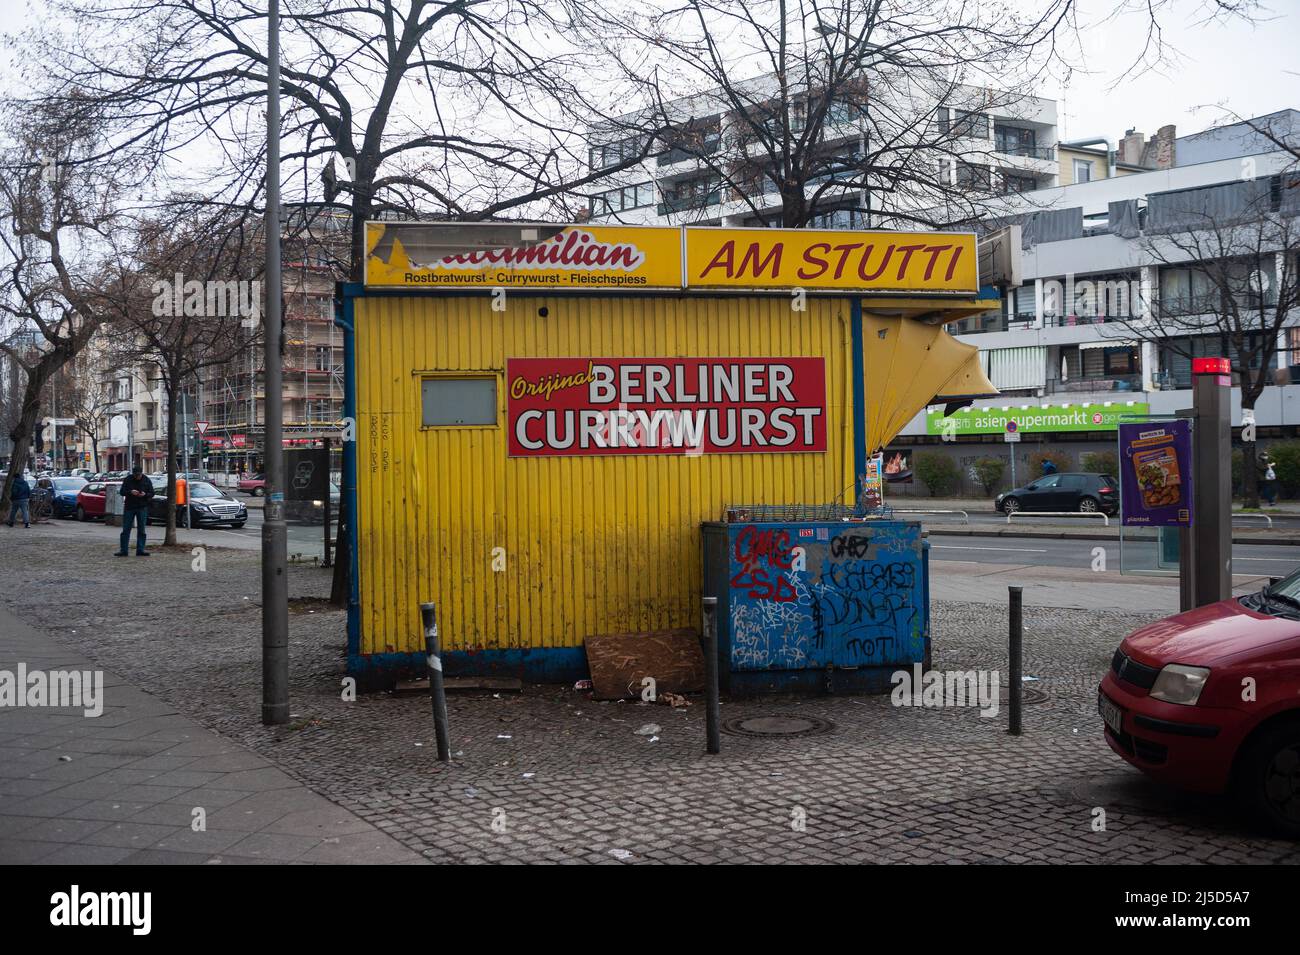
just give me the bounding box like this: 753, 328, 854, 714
829, 533, 874, 559
809, 560, 917, 657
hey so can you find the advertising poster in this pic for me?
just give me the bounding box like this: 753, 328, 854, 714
1118, 420, 1193, 527
861, 453, 885, 510
882, 447, 913, 482
507, 357, 827, 457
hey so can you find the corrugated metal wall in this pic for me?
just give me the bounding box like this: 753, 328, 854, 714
354, 294, 855, 657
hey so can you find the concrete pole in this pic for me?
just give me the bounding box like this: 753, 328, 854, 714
261, 0, 289, 726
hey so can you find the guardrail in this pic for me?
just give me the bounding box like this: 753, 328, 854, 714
892, 509, 970, 525
1231, 512, 1273, 528
1006, 510, 1109, 526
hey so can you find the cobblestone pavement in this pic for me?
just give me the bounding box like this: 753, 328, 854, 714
2, 526, 1298, 864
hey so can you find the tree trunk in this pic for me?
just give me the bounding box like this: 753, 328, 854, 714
1, 357, 58, 512
164, 379, 179, 546
1242, 402, 1260, 509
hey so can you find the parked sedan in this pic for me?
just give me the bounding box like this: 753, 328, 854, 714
44, 476, 88, 519
1099, 573, 1300, 836
75, 481, 120, 521
148, 480, 247, 528
237, 473, 266, 496
995, 472, 1118, 515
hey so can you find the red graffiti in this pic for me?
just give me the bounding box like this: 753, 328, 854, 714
730, 526, 796, 601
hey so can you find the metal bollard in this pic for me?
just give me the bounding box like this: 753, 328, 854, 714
421, 602, 451, 762
1008, 585, 1022, 736
702, 597, 721, 754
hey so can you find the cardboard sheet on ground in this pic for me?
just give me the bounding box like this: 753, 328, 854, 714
584, 629, 705, 700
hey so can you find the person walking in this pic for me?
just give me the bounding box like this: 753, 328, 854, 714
1260, 454, 1278, 506
116, 463, 154, 556
5, 474, 32, 527
1040, 457, 1058, 477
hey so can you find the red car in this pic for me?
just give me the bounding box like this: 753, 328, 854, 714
74, 481, 119, 521
1099, 579, 1300, 836
237, 473, 265, 496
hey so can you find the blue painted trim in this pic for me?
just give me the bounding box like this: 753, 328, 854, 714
348, 647, 590, 684
977, 284, 1002, 301
850, 298, 868, 501
336, 289, 361, 658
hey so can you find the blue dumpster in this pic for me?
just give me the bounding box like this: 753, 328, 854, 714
702, 518, 930, 695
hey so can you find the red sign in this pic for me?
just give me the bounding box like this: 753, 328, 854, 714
230, 434, 246, 448
507, 357, 827, 457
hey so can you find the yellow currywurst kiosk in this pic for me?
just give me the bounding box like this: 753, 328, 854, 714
340, 221, 998, 685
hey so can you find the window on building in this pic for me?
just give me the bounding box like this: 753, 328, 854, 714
1103, 347, 1138, 376
1073, 159, 1093, 183
660, 175, 721, 213
314, 346, 332, 372
590, 182, 657, 217
421, 377, 497, 427
808, 207, 870, 230
588, 134, 649, 172
994, 124, 1039, 157
955, 162, 991, 191
1002, 173, 1038, 195
940, 108, 990, 139
145, 404, 156, 431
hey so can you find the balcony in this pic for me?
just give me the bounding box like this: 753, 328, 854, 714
1045, 375, 1143, 395
994, 143, 1055, 161
657, 191, 721, 215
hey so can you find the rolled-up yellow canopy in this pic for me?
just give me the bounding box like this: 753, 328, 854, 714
861, 313, 997, 452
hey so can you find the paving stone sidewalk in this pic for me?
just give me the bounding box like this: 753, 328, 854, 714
2, 528, 1299, 864
0, 605, 424, 864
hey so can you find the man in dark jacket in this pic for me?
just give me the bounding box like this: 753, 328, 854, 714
6, 474, 32, 528
116, 463, 154, 556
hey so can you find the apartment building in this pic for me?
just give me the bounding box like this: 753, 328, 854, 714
585, 71, 1061, 230
198, 207, 347, 478
889, 110, 1300, 486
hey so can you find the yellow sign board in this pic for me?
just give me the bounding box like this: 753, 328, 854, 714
364, 222, 981, 294
685, 228, 978, 293
364, 222, 682, 290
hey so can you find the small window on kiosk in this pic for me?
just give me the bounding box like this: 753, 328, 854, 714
420, 376, 497, 427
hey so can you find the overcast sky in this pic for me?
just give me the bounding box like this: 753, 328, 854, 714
0, 0, 1295, 150
1044, 0, 1299, 143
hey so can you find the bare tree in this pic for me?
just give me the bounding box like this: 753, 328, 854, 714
1120, 185, 1299, 507
19, 0, 650, 279
96, 208, 264, 545
0, 101, 128, 514
579, 0, 1084, 230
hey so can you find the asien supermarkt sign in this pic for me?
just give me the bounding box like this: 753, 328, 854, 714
925, 401, 1150, 436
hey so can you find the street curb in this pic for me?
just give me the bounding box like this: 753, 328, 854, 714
925, 527, 1300, 546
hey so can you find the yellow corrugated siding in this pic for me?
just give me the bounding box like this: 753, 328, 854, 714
355, 294, 855, 656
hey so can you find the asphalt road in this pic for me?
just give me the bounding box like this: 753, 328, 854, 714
929, 535, 1300, 580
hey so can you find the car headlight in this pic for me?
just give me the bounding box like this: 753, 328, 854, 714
192, 502, 211, 511
311, 499, 323, 506
1149, 664, 1210, 706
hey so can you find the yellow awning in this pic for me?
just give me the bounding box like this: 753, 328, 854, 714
862, 314, 997, 452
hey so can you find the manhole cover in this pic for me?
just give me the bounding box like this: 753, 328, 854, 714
722, 714, 835, 738
998, 686, 1050, 705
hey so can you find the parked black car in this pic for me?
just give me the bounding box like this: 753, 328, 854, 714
995, 472, 1119, 515
147, 480, 247, 528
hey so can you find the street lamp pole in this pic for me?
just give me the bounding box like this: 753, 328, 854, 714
262, 0, 289, 725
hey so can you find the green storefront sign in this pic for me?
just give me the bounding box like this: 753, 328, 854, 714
925, 401, 1150, 436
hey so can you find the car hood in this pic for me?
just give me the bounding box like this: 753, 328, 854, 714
1123, 597, 1300, 667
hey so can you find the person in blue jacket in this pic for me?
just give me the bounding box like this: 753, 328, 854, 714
6, 474, 32, 527
1041, 458, 1058, 477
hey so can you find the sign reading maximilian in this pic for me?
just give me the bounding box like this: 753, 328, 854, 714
926, 401, 1151, 436
365, 222, 683, 290
507, 357, 827, 457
